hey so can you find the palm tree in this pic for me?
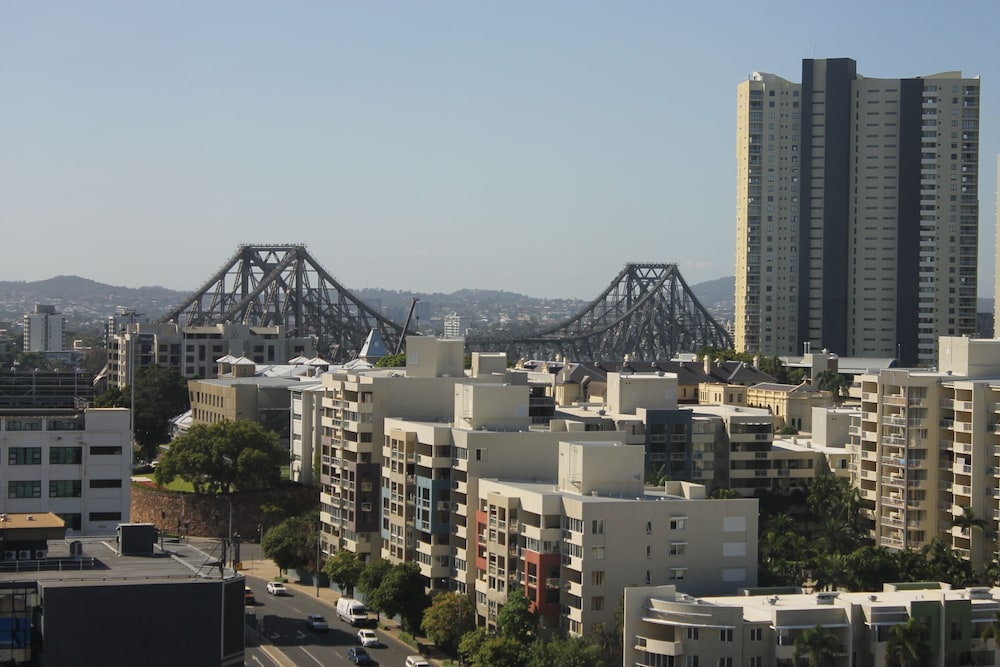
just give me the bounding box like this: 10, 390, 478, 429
885, 617, 931, 667
952, 506, 987, 536
793, 624, 840, 667
814, 370, 851, 403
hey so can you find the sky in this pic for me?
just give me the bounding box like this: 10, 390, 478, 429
2, 1, 999, 300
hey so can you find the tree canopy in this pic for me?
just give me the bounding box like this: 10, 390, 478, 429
261, 513, 318, 573
421, 592, 476, 657
324, 549, 365, 597
364, 562, 429, 632
95, 364, 190, 459
153, 419, 285, 494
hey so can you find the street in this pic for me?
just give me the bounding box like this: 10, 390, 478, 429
244, 572, 422, 667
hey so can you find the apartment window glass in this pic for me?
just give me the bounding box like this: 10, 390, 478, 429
50, 447, 82, 465
89, 446, 123, 456
686, 627, 699, 640
89, 479, 123, 489
591, 546, 605, 560
686, 658, 699, 667
720, 629, 734, 642
89, 512, 122, 522
749, 658, 762, 667
670, 517, 687, 530
9, 481, 41, 498
49, 480, 82, 498
591, 571, 605, 586
750, 628, 763, 641
8, 447, 41, 465
591, 519, 604, 534
590, 596, 604, 611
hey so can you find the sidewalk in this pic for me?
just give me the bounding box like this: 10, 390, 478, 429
241, 559, 447, 665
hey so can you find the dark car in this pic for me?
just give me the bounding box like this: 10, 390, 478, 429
347, 647, 373, 665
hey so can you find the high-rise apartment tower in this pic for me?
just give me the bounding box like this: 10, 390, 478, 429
735, 58, 980, 366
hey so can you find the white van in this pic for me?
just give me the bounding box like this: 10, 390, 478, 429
337, 597, 369, 626
405, 656, 430, 667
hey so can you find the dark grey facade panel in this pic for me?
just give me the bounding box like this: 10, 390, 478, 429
896, 78, 924, 366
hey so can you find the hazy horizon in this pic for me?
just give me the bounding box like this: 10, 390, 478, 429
3, 1, 998, 299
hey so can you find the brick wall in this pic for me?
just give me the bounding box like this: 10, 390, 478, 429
130, 484, 318, 540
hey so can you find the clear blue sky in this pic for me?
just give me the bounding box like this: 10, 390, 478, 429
2, 1, 998, 300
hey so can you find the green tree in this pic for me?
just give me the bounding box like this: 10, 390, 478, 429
153, 420, 285, 494
527, 635, 604, 667
814, 370, 851, 403
95, 364, 191, 459
806, 474, 867, 554
793, 625, 839, 667
496, 589, 537, 643
421, 592, 476, 657
366, 562, 429, 632
261, 514, 318, 575
375, 353, 406, 368
843, 545, 901, 592
885, 618, 930, 667
709, 487, 740, 499
459, 628, 490, 665
952, 506, 987, 535
470, 635, 528, 667
357, 559, 394, 618
324, 549, 365, 597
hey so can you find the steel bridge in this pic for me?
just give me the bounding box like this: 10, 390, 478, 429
161, 246, 731, 362
466, 263, 732, 361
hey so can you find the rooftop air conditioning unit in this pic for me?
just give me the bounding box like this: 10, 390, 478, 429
34, 549, 47, 560
2, 551, 15, 561
18, 550, 31, 560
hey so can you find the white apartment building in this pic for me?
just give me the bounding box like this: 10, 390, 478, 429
624, 582, 1000, 667
477, 443, 758, 637
735, 58, 980, 366
443, 313, 471, 338
850, 336, 1000, 570
23, 304, 65, 353
0, 407, 131, 535
104, 321, 318, 389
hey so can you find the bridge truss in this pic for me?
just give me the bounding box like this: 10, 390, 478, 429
163, 249, 731, 363
160, 244, 409, 360
466, 263, 732, 361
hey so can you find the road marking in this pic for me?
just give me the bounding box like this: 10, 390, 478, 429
291, 606, 302, 614
251, 656, 265, 666
300, 647, 325, 666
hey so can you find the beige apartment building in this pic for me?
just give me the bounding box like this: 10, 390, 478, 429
735, 58, 980, 366
476, 443, 758, 637
624, 583, 1000, 667
104, 321, 317, 389
850, 336, 1000, 570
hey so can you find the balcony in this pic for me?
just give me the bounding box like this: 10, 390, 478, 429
634, 637, 685, 657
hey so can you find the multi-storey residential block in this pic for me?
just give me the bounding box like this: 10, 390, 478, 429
735, 59, 980, 366
0, 407, 131, 534
318, 338, 475, 563
624, 582, 1000, 667
476, 443, 757, 636
104, 321, 317, 390
850, 336, 1000, 570
23, 304, 65, 352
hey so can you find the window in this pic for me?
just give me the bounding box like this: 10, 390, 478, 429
646, 545, 652, 559
50, 447, 82, 465
475, 449, 487, 462
591, 571, 605, 586
645, 520, 653, 534
89, 446, 123, 456
49, 480, 82, 498
670, 568, 687, 581
89, 512, 122, 522
749, 658, 762, 667
8, 447, 41, 465
670, 542, 687, 556
720, 629, 734, 641
8, 481, 41, 498
591, 596, 604, 611
591, 546, 605, 560
750, 628, 763, 641
591, 519, 604, 534
59, 513, 82, 531
685, 657, 699, 667
89, 479, 122, 489
670, 517, 687, 530
686, 627, 699, 640
719, 659, 732, 667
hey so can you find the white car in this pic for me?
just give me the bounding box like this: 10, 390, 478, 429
357, 629, 379, 647
266, 581, 287, 596
307, 614, 329, 631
